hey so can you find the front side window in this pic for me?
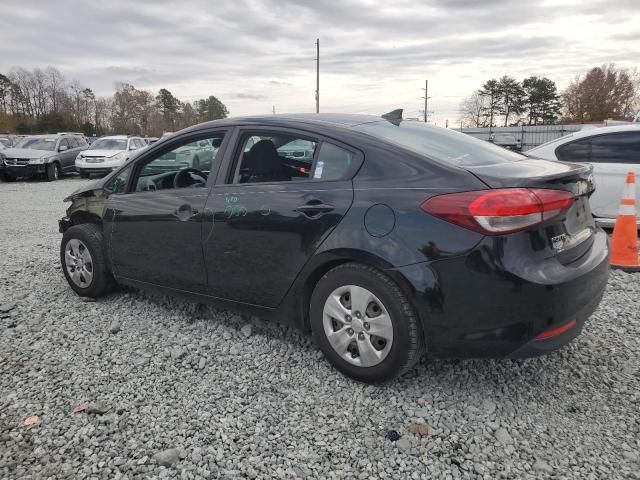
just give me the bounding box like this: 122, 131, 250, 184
234, 133, 318, 184
59, 138, 69, 150
133, 133, 225, 192
108, 165, 132, 194
589, 132, 640, 163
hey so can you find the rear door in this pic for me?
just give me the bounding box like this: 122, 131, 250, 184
203, 128, 359, 307
556, 131, 640, 222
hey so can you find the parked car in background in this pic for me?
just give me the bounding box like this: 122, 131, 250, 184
489, 133, 522, 152
0, 135, 19, 148
75, 135, 147, 178
151, 138, 217, 171
58, 112, 609, 383
144, 137, 159, 145
527, 124, 640, 228
0, 133, 88, 181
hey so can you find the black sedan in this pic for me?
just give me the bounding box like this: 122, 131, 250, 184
58, 111, 609, 383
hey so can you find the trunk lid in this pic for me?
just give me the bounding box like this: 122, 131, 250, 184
465, 158, 597, 263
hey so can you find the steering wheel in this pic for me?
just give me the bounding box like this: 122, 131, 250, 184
173, 168, 206, 189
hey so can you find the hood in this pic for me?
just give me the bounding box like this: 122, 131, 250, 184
3, 148, 52, 159
63, 176, 110, 202
81, 149, 122, 158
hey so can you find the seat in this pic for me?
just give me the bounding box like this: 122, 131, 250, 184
243, 139, 290, 183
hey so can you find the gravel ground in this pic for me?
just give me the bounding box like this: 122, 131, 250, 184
1, 177, 639, 480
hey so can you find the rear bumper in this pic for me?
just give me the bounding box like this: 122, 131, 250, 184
393, 228, 610, 358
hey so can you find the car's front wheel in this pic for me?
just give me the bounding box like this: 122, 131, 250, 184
310, 263, 424, 383
46, 162, 60, 181
61, 224, 115, 298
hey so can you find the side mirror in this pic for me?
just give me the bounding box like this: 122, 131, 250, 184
59, 145, 68, 152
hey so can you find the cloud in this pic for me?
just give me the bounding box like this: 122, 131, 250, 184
0, 0, 637, 125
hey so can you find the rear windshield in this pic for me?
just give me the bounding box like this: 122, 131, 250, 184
354, 121, 525, 166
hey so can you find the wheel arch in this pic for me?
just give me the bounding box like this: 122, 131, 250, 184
294, 249, 418, 332
69, 210, 103, 228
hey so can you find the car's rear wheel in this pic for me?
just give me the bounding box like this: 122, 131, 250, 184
46, 162, 60, 182
310, 263, 424, 383
61, 224, 115, 298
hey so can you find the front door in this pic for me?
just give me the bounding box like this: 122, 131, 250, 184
105, 130, 228, 292
203, 129, 358, 307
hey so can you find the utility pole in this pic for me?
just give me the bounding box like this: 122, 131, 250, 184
272, 105, 276, 115
422, 80, 430, 123
445, 119, 449, 128
315, 38, 320, 113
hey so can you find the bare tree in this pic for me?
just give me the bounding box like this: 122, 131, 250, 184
459, 91, 489, 127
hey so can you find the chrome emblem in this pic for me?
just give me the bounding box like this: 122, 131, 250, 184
551, 233, 567, 250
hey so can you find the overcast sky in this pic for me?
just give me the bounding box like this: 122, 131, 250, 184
1, 0, 638, 126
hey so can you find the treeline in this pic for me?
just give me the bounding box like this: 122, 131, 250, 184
459, 64, 638, 128
0, 67, 229, 136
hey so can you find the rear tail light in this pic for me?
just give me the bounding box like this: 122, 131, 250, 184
421, 188, 574, 235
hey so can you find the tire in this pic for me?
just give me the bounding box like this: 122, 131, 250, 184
60, 223, 116, 298
310, 263, 424, 383
79, 171, 89, 179
46, 162, 60, 181
0, 172, 16, 182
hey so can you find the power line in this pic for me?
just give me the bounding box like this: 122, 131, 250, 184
315, 38, 319, 114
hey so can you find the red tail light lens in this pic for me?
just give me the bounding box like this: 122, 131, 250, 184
421, 188, 574, 235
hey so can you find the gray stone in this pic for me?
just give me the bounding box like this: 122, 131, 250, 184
153, 448, 181, 467
109, 320, 121, 334
0, 302, 16, 313
495, 428, 513, 445
534, 459, 553, 473
240, 324, 253, 338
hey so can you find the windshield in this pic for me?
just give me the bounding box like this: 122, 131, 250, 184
14, 137, 57, 151
355, 121, 525, 167
91, 138, 127, 150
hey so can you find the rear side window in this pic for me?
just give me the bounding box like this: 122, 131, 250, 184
354, 121, 524, 167
556, 138, 591, 162
590, 132, 640, 163
314, 142, 353, 180
556, 132, 640, 163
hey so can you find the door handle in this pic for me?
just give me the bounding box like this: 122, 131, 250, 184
174, 204, 199, 221
294, 202, 335, 217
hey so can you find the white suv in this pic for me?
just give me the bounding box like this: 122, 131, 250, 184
75, 135, 147, 178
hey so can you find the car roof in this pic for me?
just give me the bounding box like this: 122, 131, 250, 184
529, 124, 640, 152
99, 135, 132, 140
189, 113, 387, 132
